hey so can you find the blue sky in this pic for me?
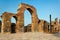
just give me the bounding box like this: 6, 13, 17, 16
0, 0, 60, 26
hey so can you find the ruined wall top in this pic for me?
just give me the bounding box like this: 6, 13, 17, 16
1, 12, 15, 18
18, 3, 36, 11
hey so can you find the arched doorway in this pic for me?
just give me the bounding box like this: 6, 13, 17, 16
1, 12, 16, 33
16, 3, 38, 32
24, 10, 31, 32
11, 16, 16, 33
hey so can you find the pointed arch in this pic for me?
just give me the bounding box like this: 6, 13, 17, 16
16, 3, 38, 32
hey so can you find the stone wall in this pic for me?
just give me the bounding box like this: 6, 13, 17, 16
24, 24, 31, 32
38, 20, 49, 33
51, 18, 59, 33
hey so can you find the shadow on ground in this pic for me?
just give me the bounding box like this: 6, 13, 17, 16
53, 32, 60, 37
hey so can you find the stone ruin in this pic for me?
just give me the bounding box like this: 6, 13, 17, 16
0, 3, 60, 33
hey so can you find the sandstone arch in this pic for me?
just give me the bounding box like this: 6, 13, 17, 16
1, 12, 16, 33
16, 3, 38, 32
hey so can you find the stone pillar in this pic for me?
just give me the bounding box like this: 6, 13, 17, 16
16, 8, 24, 33
1, 13, 11, 33
50, 14, 52, 32
31, 11, 38, 32
38, 20, 44, 32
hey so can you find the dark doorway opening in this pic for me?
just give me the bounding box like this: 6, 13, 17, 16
11, 23, 16, 33
11, 17, 16, 33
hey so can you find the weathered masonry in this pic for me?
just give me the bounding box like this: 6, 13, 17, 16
1, 3, 39, 33
0, 3, 59, 33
